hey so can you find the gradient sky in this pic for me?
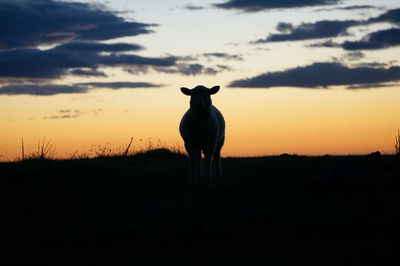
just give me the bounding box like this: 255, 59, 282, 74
1, 0, 400, 160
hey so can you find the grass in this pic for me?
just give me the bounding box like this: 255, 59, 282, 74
1, 149, 398, 265
16, 137, 185, 162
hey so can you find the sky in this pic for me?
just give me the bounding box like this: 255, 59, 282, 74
1, 0, 400, 160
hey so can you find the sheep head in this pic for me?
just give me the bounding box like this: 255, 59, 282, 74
181, 85, 220, 113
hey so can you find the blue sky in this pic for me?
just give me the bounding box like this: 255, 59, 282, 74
1, 0, 399, 92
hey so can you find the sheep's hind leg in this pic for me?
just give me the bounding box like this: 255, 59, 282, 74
213, 149, 222, 178
213, 138, 224, 178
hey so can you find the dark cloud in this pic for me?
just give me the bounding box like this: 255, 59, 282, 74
369, 8, 400, 24
276, 22, 294, 33
175, 55, 198, 62
0, 0, 154, 49
183, 5, 205, 11
70, 69, 107, 77
345, 51, 365, 61
0, 0, 237, 92
216, 65, 233, 71
353, 62, 389, 68
214, 0, 340, 12
255, 20, 359, 43
202, 53, 243, 60
342, 28, 400, 50
0, 84, 87, 95
177, 53, 242, 62
335, 5, 377, 10
316, 5, 378, 12
228, 62, 400, 88
0, 48, 81, 78
0, 81, 162, 96
256, 7, 399, 48
156, 64, 211, 75
100, 54, 176, 67
78, 82, 161, 89
307, 40, 341, 48
0, 47, 176, 79
346, 83, 396, 90
329, 52, 365, 65
54, 42, 144, 53
0, 0, 182, 92
155, 63, 230, 76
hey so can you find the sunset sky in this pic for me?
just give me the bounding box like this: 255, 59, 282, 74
1, 0, 400, 160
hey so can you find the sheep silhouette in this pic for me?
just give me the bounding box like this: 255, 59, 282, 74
179, 85, 225, 180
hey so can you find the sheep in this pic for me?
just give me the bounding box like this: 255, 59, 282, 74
179, 85, 225, 180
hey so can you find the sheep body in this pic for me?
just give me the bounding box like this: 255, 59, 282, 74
179, 85, 225, 180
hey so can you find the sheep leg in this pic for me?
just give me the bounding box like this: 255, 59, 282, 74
187, 146, 201, 181
213, 138, 224, 178
213, 149, 222, 178
203, 150, 213, 180
211, 158, 216, 176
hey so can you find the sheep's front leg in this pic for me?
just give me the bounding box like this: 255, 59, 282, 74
186, 145, 201, 181
203, 149, 214, 180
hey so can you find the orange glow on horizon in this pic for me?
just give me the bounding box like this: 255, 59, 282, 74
1, 84, 399, 161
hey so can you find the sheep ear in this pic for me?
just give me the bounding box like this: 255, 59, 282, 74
209, 86, 220, 95
181, 87, 191, 95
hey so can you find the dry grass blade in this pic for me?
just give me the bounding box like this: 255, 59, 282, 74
395, 130, 400, 157
123, 137, 134, 156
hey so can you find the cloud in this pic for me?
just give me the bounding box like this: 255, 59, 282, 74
216, 65, 233, 71
183, 5, 205, 11
301, 8, 400, 50
214, 0, 340, 12
155, 63, 230, 76
254, 20, 359, 43
334, 5, 377, 10
255, 8, 399, 46
342, 28, 400, 50
309, 23, 400, 50
77, 82, 162, 89
43, 108, 103, 119
54, 41, 144, 53
158, 64, 207, 75
316, 5, 379, 12
0, 81, 162, 96
353, 62, 389, 68
0, 0, 183, 90
344, 51, 365, 61
346, 83, 396, 90
276, 22, 294, 33
0, 0, 154, 49
70, 69, 107, 77
43, 115, 77, 119
202, 53, 243, 61
57, 109, 80, 113
328, 51, 365, 65
0, 84, 87, 95
307, 40, 341, 48
0, 0, 239, 91
0, 46, 176, 79
177, 53, 243, 62
228, 62, 400, 88
369, 8, 400, 24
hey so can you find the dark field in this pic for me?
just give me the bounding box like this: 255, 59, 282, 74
1, 151, 398, 265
